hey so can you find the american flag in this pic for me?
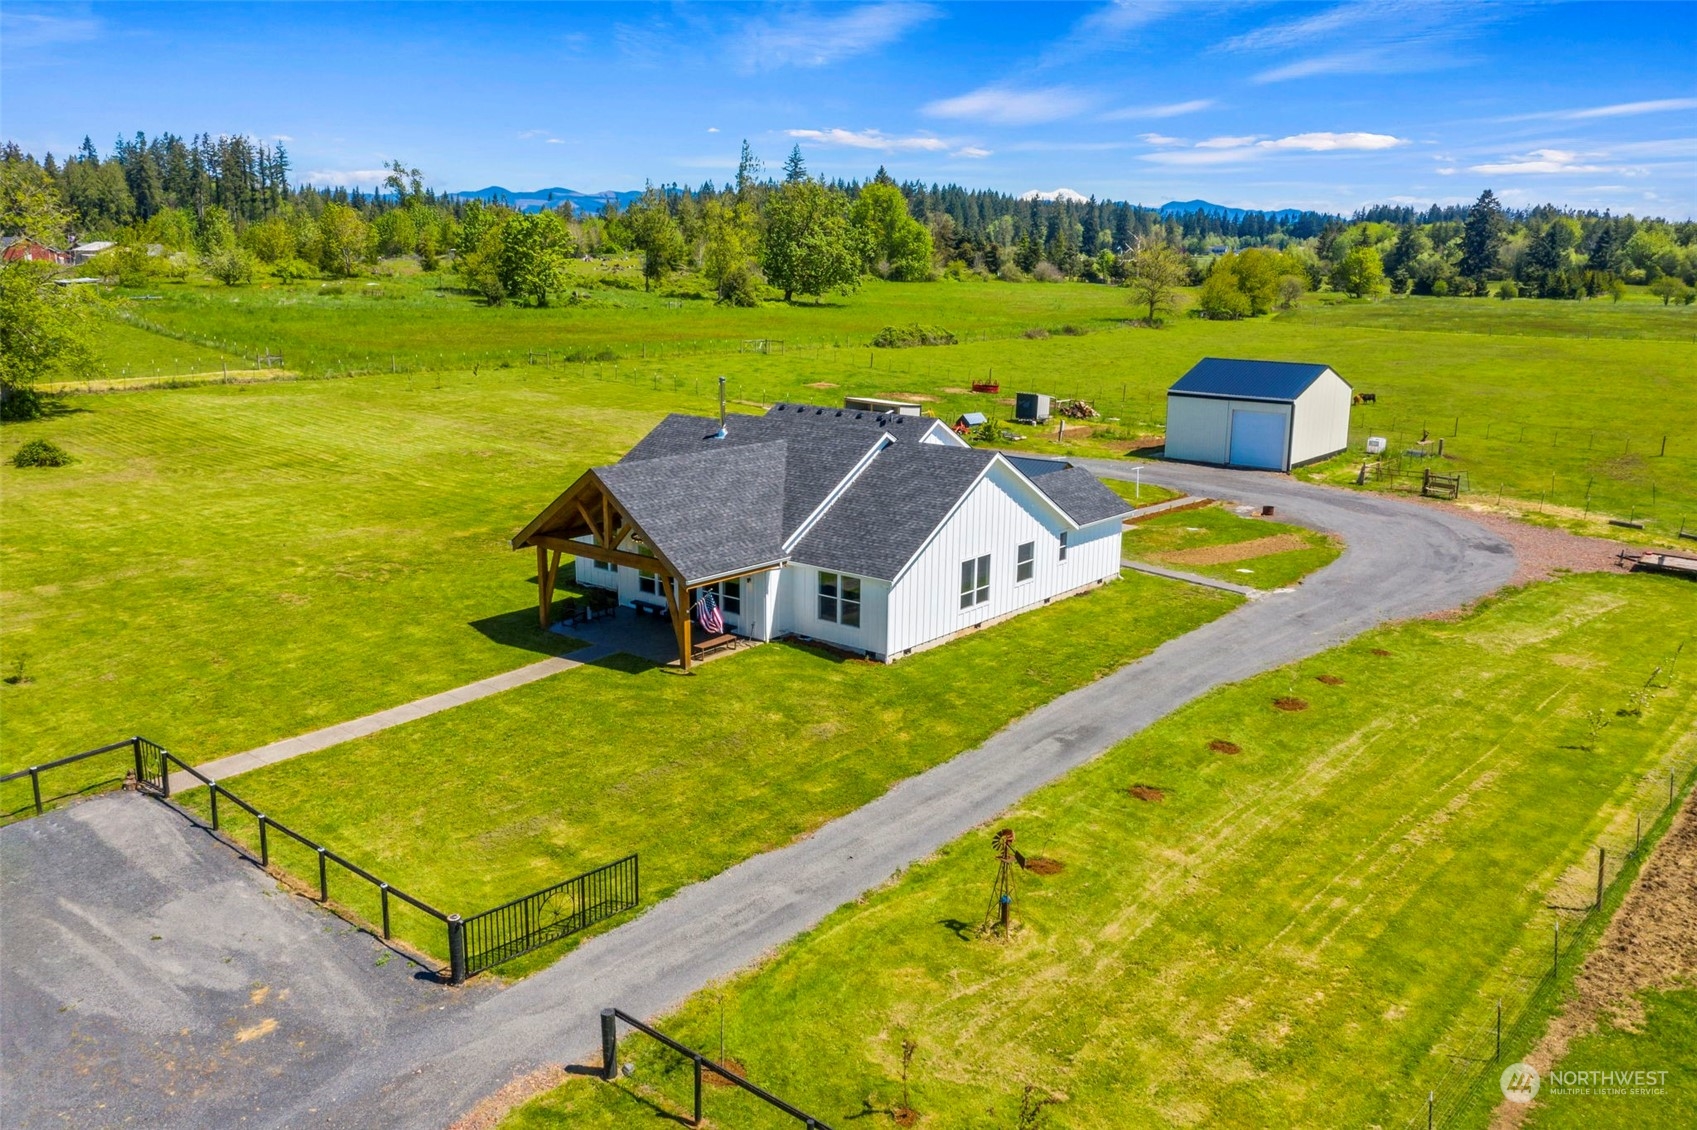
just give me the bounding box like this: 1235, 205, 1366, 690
695, 589, 724, 634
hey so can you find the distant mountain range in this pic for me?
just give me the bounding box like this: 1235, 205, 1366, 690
451, 186, 645, 213
448, 186, 1316, 221
1157, 199, 1311, 222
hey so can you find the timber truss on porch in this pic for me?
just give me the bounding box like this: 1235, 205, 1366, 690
510, 470, 779, 671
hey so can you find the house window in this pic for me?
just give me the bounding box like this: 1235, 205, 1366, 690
1059, 531, 1069, 562
593, 558, 614, 572
818, 572, 861, 627
712, 578, 742, 616
1016, 541, 1035, 582
638, 571, 658, 595
959, 554, 990, 609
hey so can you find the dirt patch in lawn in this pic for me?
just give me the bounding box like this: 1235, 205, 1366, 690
1022, 856, 1066, 875
1209, 739, 1242, 755
705, 1058, 748, 1088
1316, 674, 1346, 686
805, 381, 838, 390
1273, 696, 1309, 712
1156, 533, 1311, 567
1489, 793, 1697, 1129
882, 391, 937, 403
1370, 648, 1393, 657
1127, 785, 1167, 802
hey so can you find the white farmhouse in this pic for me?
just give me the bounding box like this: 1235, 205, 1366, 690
511, 404, 1133, 668
1164, 358, 1352, 472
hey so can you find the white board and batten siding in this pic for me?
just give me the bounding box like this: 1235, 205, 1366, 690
884, 462, 1120, 657
1287, 370, 1352, 466
779, 567, 892, 655
1165, 395, 1291, 468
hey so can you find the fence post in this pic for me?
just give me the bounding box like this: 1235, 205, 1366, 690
693, 1053, 703, 1125
210, 783, 219, 830
1427, 1090, 1434, 1130
1553, 923, 1559, 976
132, 736, 144, 785
600, 1009, 618, 1081
159, 749, 171, 799
259, 815, 269, 868
29, 768, 42, 815
318, 847, 329, 901
448, 915, 467, 985
380, 883, 391, 938
1596, 847, 1605, 910
1496, 1000, 1502, 1060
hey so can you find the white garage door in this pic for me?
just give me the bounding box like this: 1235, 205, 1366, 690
1228, 410, 1287, 469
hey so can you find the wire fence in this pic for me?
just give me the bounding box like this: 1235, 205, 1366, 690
1400, 743, 1697, 1129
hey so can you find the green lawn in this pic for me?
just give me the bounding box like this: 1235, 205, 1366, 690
502, 574, 1697, 1129
68, 269, 1696, 535
1521, 990, 1697, 1129
1122, 501, 1342, 589
1100, 475, 1185, 509
173, 570, 1235, 967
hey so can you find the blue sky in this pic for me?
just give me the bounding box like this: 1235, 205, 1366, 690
4, 1, 1694, 216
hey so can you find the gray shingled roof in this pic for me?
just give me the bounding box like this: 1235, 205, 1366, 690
791, 444, 995, 580
1026, 465, 1134, 526
622, 414, 883, 539
598, 441, 788, 583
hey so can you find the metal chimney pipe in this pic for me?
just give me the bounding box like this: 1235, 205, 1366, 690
716, 376, 727, 439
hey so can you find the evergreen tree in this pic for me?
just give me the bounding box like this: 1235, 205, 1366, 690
1461, 189, 1505, 280
782, 145, 807, 183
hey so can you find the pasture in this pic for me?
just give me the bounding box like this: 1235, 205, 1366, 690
55, 266, 1697, 539
502, 573, 1697, 1129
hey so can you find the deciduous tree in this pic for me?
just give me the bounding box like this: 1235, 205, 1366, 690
851, 181, 933, 281
624, 185, 688, 292
761, 178, 862, 303
496, 211, 570, 306
1123, 237, 1187, 324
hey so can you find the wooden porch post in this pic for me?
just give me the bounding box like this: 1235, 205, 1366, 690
662, 573, 693, 672
536, 544, 550, 628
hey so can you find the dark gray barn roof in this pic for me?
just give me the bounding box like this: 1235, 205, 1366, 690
1168, 357, 1346, 402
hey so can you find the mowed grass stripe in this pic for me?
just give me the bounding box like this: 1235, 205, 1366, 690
500, 574, 1696, 1129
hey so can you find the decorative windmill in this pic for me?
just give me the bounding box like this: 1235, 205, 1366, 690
982, 827, 1025, 939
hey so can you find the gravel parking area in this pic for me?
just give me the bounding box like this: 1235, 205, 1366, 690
1429, 503, 1638, 586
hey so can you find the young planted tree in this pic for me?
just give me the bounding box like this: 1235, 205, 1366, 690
1123, 236, 1187, 324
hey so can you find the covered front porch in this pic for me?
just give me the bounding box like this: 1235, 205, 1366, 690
512, 470, 779, 672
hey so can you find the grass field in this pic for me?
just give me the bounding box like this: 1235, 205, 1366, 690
56, 268, 1697, 538
1522, 990, 1697, 1128
501, 574, 1697, 1129
1123, 502, 1342, 589
172, 571, 1235, 968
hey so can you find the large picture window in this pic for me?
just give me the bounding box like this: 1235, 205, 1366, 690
818, 572, 861, 627
1016, 541, 1035, 582
960, 554, 990, 609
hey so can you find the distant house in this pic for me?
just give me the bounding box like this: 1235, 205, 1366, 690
1164, 357, 1352, 472
512, 403, 1133, 667
69, 241, 116, 265
1, 236, 68, 264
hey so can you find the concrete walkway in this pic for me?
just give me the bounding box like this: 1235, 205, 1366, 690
1119, 557, 1269, 597
167, 644, 616, 792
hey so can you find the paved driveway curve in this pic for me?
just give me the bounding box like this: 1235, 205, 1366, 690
4, 467, 1517, 1128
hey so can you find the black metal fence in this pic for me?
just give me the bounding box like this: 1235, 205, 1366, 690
600, 1007, 835, 1129
0, 736, 167, 819
463, 855, 638, 976
5, 736, 638, 985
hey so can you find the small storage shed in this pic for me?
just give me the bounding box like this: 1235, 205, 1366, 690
1164, 358, 1351, 472
954, 411, 987, 434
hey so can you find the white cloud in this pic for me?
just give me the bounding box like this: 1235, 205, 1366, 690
1139, 133, 1184, 147
731, 3, 938, 71
1218, 1, 1505, 84
1468, 149, 1609, 175
1141, 148, 1262, 167
1103, 98, 1215, 122
1196, 135, 1259, 149
1504, 98, 1697, 122
272, 134, 294, 143
924, 85, 1091, 125
786, 128, 950, 152
1042, 1, 1182, 64
1257, 131, 1405, 151
707, 127, 720, 133
517, 129, 549, 140
0, 9, 100, 49
546, 138, 565, 145
953, 146, 993, 159
1019, 188, 1090, 203
303, 169, 392, 186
